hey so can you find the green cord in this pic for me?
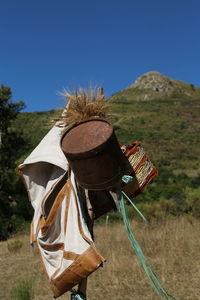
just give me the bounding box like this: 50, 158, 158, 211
71, 291, 86, 300
122, 191, 148, 224
121, 175, 147, 223
119, 176, 176, 300
76, 295, 86, 300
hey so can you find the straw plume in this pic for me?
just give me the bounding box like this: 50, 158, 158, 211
55, 87, 110, 130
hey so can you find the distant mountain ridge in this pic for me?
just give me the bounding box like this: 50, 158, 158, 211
110, 71, 200, 102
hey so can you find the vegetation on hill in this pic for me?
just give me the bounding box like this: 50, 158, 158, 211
108, 80, 200, 219
1, 74, 200, 235
11, 110, 59, 164
0, 85, 26, 238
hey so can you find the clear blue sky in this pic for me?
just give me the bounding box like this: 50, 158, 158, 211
1, 0, 200, 112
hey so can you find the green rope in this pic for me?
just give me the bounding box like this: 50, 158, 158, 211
118, 176, 176, 300
75, 295, 86, 300
70, 290, 86, 300
122, 191, 148, 224
121, 175, 148, 223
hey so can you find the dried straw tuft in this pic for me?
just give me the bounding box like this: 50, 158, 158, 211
55, 87, 110, 130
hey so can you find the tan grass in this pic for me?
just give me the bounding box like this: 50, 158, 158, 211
55, 88, 110, 131
0, 217, 200, 300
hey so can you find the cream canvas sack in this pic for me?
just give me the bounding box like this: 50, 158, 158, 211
17, 125, 105, 298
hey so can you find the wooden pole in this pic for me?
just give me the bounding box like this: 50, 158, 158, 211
98, 87, 105, 99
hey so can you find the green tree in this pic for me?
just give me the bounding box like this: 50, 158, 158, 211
0, 85, 27, 236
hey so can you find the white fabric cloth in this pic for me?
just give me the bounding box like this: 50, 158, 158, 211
17, 124, 95, 279
18, 125, 68, 239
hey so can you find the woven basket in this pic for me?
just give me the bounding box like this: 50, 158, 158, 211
122, 141, 158, 198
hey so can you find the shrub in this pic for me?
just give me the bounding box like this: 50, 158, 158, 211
184, 186, 200, 217
10, 215, 26, 232
10, 278, 34, 300
7, 239, 23, 253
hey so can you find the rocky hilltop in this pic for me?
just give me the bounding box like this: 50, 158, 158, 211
130, 71, 175, 93
110, 71, 200, 101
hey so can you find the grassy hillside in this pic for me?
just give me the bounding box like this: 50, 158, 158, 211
107, 95, 200, 218
12, 110, 59, 164
14, 97, 200, 175
12, 82, 200, 218
108, 97, 200, 175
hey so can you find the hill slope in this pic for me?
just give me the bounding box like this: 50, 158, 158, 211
12, 72, 200, 217
108, 71, 200, 175
109, 98, 200, 176
110, 71, 200, 102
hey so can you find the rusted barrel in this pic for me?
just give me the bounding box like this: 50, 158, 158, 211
61, 118, 125, 190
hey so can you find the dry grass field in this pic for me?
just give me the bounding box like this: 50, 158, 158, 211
0, 216, 200, 300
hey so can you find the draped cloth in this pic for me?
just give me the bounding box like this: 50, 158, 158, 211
17, 124, 105, 298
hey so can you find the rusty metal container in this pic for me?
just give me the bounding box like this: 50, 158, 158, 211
61, 118, 125, 190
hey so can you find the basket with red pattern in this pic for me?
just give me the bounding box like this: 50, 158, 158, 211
121, 141, 158, 198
